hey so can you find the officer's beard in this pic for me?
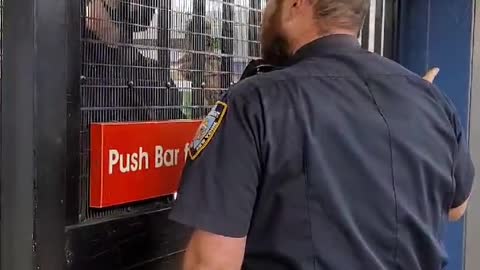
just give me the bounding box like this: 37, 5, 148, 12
261, 34, 290, 67
260, 4, 291, 66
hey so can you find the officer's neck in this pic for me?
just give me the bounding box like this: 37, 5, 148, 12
290, 29, 357, 55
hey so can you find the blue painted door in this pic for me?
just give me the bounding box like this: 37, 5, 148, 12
397, 0, 473, 269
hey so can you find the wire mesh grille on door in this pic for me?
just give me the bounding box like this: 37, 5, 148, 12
79, 0, 398, 222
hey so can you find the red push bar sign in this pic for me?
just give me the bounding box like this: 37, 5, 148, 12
90, 120, 201, 208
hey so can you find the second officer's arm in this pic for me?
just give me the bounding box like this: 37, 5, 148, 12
447, 108, 474, 221
169, 81, 264, 270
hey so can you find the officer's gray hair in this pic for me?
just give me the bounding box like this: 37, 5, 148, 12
313, 0, 370, 33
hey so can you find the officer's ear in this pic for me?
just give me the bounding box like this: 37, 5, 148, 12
423, 67, 440, 83
293, 0, 312, 9
285, 0, 308, 16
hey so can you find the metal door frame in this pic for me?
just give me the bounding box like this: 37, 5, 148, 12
1, 0, 79, 269
466, 1, 480, 270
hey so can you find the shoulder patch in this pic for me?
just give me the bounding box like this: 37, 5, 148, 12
189, 101, 228, 160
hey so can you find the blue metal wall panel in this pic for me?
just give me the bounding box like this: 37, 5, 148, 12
398, 1, 473, 269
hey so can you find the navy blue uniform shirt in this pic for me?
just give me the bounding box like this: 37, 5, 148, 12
169, 35, 475, 270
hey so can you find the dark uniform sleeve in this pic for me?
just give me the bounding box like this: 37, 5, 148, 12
435, 86, 476, 209
451, 111, 475, 208
169, 83, 263, 238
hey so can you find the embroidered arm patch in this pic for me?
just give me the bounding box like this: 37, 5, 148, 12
189, 101, 228, 160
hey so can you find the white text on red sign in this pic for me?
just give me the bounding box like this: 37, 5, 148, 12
108, 143, 190, 174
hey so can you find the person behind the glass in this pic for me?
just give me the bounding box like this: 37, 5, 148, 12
83, 0, 185, 122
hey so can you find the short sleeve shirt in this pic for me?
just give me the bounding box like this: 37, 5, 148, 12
169, 34, 474, 270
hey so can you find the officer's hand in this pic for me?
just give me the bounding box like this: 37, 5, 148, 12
423, 67, 440, 83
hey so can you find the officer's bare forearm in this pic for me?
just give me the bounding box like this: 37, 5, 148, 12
183, 259, 239, 270
183, 251, 235, 270
182, 230, 246, 270
449, 199, 469, 221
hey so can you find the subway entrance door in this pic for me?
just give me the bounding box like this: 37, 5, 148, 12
398, 0, 474, 270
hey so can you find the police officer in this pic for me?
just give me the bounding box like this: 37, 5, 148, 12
169, 0, 474, 269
